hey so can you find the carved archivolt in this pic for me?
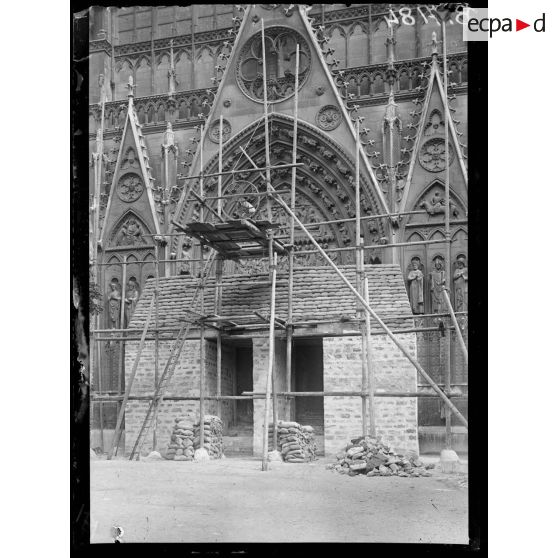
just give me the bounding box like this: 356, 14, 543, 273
173, 115, 386, 265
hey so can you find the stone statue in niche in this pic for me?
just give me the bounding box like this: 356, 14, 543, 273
453, 255, 468, 312
407, 257, 425, 315
116, 217, 146, 246
124, 277, 140, 326
107, 280, 121, 328
429, 256, 446, 314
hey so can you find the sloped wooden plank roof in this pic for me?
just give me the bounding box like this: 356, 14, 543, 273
129, 264, 414, 333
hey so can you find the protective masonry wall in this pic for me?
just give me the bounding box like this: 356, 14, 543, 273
323, 334, 419, 457
252, 338, 289, 455
123, 338, 234, 456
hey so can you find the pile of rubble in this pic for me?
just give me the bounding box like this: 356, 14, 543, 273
164, 415, 224, 461
194, 415, 224, 459
268, 421, 317, 463
327, 436, 435, 477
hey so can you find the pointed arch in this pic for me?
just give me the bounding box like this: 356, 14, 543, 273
172, 113, 387, 259
134, 56, 151, 97
347, 22, 368, 67
155, 52, 171, 95
108, 209, 152, 248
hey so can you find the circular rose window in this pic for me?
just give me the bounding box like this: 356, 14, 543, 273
236, 26, 311, 103
117, 173, 144, 203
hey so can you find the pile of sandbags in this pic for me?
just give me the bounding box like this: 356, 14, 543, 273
164, 417, 195, 461
327, 436, 435, 477
193, 415, 224, 459
164, 415, 224, 461
267, 421, 317, 463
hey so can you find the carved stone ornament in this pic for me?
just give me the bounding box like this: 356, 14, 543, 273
236, 26, 311, 103
223, 99, 231, 108
419, 138, 455, 172
316, 105, 342, 131
315, 86, 325, 96
208, 118, 232, 144
117, 173, 144, 202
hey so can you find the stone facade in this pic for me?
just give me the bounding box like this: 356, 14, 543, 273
90, 4, 468, 455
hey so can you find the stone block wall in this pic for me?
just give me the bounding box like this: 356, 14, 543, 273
123, 338, 233, 456
252, 338, 290, 454
323, 334, 418, 456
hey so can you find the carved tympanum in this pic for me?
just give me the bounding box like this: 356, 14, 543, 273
115, 217, 147, 246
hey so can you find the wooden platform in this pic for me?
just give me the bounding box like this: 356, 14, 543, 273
176, 219, 286, 260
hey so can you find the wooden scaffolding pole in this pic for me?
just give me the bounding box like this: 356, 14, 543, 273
443, 288, 468, 368
286, 44, 299, 422
199, 123, 206, 451
107, 293, 156, 459
268, 189, 469, 428
235, 143, 467, 428
363, 277, 376, 437
216, 116, 224, 419
442, 19, 453, 450
355, 119, 367, 438
262, 252, 278, 471
153, 242, 160, 451
261, 19, 278, 453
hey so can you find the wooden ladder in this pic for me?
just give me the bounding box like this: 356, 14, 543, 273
128, 250, 217, 460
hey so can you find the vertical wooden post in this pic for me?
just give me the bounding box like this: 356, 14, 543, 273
442, 19, 452, 450
355, 120, 367, 437
218, 115, 224, 217
261, 19, 278, 450
363, 277, 376, 438
286, 45, 299, 422
443, 289, 468, 368
198, 121, 205, 451
108, 293, 156, 459
262, 252, 278, 471
153, 242, 160, 451
216, 116, 224, 420
118, 258, 127, 405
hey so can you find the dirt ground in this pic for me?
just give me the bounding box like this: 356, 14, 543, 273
90, 456, 468, 544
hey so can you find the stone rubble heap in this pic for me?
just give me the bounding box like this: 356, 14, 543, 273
268, 421, 317, 463
164, 415, 224, 461
327, 436, 435, 477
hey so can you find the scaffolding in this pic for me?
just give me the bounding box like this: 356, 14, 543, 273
89, 18, 468, 469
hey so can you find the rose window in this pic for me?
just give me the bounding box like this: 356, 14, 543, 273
236, 27, 311, 103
